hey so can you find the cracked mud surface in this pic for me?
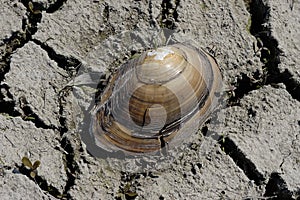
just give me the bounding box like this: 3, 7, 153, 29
0, 0, 299, 199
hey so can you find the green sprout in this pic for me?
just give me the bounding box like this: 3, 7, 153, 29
22, 156, 41, 179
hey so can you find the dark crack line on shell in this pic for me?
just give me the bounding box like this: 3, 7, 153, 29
141, 107, 149, 128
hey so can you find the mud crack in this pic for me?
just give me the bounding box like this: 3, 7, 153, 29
0, 1, 81, 199
219, 136, 265, 185
148, 0, 157, 27
0, 1, 41, 117
46, 0, 67, 13
229, 0, 300, 105
32, 39, 81, 77
0, 8, 41, 82
58, 87, 80, 199
222, 0, 300, 198
18, 96, 54, 129
159, 0, 180, 29
0, 84, 18, 116
264, 173, 294, 199
246, 0, 300, 101
98, 3, 116, 42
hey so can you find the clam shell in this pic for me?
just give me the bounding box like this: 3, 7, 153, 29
90, 43, 222, 154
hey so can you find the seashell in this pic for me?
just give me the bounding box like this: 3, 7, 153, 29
90, 43, 222, 154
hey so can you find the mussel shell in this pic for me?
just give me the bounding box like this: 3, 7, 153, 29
90, 43, 222, 154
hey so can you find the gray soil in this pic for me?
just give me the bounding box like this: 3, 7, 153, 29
0, 0, 299, 199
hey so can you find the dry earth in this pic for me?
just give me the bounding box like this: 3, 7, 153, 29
0, 0, 299, 199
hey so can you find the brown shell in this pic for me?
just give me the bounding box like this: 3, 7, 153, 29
90, 43, 222, 154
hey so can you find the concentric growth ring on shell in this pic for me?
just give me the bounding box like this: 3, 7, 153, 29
90, 43, 222, 154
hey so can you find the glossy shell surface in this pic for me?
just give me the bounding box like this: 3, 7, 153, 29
90, 43, 222, 154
